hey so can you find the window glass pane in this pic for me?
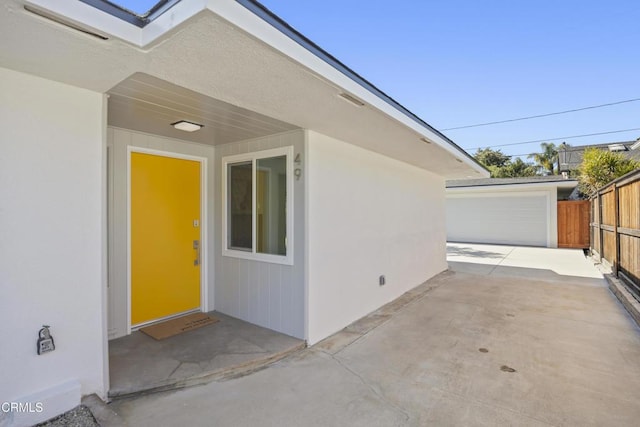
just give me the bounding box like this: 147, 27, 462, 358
228, 161, 252, 251
256, 156, 287, 255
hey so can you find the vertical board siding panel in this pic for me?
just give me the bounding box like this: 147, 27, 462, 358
238, 259, 249, 319
223, 257, 234, 314
259, 262, 270, 326
112, 129, 131, 337
231, 257, 240, 315
214, 130, 305, 339
268, 265, 282, 331
280, 267, 292, 336
218, 257, 227, 314
107, 129, 118, 338
248, 260, 261, 324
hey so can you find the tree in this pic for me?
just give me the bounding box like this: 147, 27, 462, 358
528, 142, 558, 175
473, 148, 538, 178
578, 148, 640, 194
492, 158, 538, 178
474, 147, 510, 168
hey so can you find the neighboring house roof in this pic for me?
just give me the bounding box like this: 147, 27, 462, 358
558, 139, 640, 171
446, 175, 578, 189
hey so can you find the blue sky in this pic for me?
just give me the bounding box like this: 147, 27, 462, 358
118, 1, 640, 159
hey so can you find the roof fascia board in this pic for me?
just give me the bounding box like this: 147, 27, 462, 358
79, 0, 146, 27
447, 181, 577, 192
208, 0, 487, 176
447, 190, 552, 200
26, 0, 143, 44
141, 0, 208, 46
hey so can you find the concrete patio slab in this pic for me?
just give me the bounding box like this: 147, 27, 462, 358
447, 242, 604, 286
108, 312, 304, 398
109, 247, 640, 426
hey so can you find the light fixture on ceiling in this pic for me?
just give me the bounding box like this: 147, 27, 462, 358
455, 158, 463, 163
171, 120, 204, 132
420, 137, 432, 144
339, 92, 365, 107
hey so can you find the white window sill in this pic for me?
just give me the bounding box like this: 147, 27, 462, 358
222, 249, 293, 266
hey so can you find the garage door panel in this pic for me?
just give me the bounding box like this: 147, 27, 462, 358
446, 195, 548, 247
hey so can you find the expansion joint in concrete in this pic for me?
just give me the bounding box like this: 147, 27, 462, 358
323, 350, 412, 423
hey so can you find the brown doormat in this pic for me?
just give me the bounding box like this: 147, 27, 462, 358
140, 312, 219, 340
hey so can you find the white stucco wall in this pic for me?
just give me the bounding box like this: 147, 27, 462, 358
305, 131, 448, 344
446, 186, 558, 248
0, 68, 106, 426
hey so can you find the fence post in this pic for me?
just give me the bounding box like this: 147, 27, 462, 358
597, 192, 603, 262
613, 183, 619, 276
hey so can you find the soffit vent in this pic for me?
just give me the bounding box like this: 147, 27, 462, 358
339, 92, 365, 107
24, 5, 109, 41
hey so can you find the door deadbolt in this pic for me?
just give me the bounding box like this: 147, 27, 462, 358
193, 240, 200, 266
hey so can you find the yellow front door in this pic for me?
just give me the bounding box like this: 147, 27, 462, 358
130, 152, 201, 326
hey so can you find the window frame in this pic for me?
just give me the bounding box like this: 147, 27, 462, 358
222, 146, 294, 265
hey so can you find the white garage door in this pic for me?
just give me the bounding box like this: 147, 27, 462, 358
446, 194, 549, 247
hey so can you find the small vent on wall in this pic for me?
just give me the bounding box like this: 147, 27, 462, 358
339, 92, 365, 107
24, 5, 109, 41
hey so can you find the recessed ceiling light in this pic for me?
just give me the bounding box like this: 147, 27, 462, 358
171, 120, 204, 132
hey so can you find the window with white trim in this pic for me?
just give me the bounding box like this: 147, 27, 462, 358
222, 147, 293, 265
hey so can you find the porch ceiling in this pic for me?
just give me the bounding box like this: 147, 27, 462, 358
0, 1, 487, 178
108, 73, 298, 145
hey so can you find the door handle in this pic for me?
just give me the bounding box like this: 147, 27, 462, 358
193, 240, 200, 266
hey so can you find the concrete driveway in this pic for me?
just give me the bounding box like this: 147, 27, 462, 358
110, 244, 640, 426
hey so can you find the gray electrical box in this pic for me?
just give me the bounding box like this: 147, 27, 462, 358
37, 325, 55, 355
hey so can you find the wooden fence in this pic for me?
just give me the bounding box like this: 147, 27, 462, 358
590, 169, 640, 297
558, 200, 590, 249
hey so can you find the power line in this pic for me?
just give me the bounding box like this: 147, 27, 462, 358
464, 127, 640, 151
442, 98, 640, 131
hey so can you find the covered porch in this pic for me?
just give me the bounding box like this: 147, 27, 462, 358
108, 311, 304, 398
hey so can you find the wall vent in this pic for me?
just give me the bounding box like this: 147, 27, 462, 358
24, 5, 109, 41
339, 92, 365, 107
